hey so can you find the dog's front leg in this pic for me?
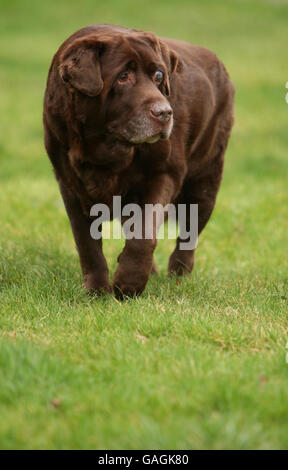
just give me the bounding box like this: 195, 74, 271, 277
113, 174, 175, 298
59, 181, 111, 294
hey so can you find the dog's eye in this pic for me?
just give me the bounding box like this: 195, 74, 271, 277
154, 70, 164, 83
118, 71, 130, 83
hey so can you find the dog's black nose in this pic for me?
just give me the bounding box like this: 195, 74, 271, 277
150, 103, 173, 122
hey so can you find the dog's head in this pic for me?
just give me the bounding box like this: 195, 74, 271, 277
59, 28, 182, 145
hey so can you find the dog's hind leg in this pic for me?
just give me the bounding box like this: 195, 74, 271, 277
169, 147, 225, 277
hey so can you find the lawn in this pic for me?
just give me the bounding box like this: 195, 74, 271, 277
0, 0, 287, 450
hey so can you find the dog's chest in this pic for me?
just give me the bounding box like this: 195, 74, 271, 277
75, 138, 170, 210
76, 154, 149, 209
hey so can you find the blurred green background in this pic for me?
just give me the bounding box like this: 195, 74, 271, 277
0, 0, 287, 450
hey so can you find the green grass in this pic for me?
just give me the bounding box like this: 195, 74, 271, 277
0, 0, 287, 449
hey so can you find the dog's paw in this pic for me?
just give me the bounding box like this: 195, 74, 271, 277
113, 267, 148, 299
83, 273, 112, 295
168, 253, 194, 277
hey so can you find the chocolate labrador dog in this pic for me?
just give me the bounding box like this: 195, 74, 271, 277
43, 24, 234, 298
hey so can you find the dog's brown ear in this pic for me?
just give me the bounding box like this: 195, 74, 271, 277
159, 41, 183, 96
59, 38, 104, 96
169, 49, 183, 74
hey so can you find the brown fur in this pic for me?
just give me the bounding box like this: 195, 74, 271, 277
43, 24, 234, 298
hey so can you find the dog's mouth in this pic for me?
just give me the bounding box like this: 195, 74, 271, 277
107, 120, 172, 146
129, 131, 170, 145
108, 130, 170, 146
